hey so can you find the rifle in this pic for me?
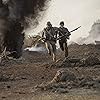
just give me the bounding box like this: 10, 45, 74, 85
57, 26, 81, 40
41, 28, 57, 42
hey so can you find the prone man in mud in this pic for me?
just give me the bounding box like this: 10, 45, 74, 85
42, 21, 57, 62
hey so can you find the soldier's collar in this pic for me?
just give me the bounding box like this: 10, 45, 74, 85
60, 26, 64, 28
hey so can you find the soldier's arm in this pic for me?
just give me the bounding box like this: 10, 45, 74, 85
64, 28, 71, 39
54, 27, 58, 39
65, 28, 71, 36
55, 31, 58, 39
58, 28, 63, 36
41, 29, 45, 38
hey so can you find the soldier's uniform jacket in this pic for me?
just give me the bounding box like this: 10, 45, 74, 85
58, 27, 70, 42
42, 27, 57, 42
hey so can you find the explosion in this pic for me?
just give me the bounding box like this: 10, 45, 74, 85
0, 0, 50, 58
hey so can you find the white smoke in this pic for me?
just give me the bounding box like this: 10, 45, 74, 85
24, 46, 46, 52
76, 20, 100, 45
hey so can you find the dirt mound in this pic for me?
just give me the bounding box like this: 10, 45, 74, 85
35, 68, 100, 93
0, 43, 100, 99
52, 56, 100, 69
59, 58, 72, 68
51, 69, 76, 82
68, 44, 100, 59
81, 56, 100, 66
0, 74, 14, 82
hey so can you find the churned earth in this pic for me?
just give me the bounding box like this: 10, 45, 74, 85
0, 44, 100, 100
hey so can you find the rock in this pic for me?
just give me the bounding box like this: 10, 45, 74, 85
94, 65, 100, 68
55, 88, 69, 93
2, 97, 6, 99
60, 58, 71, 68
52, 69, 76, 83
79, 76, 94, 88
0, 74, 15, 82
92, 78, 100, 89
7, 86, 11, 89
93, 82, 100, 89
50, 82, 68, 89
0, 74, 10, 82
69, 58, 80, 63
80, 56, 100, 66
69, 58, 81, 67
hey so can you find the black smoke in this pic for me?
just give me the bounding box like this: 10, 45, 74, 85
0, 0, 50, 58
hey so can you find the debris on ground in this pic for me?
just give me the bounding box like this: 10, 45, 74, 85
34, 68, 100, 93
0, 43, 100, 97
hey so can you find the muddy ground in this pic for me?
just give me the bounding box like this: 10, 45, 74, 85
0, 44, 100, 100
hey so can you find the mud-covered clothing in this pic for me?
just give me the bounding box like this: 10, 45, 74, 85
45, 41, 56, 61
59, 40, 68, 57
58, 27, 70, 42
58, 27, 70, 57
42, 27, 57, 42
42, 27, 57, 62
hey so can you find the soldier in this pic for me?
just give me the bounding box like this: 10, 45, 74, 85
42, 21, 57, 62
58, 21, 71, 57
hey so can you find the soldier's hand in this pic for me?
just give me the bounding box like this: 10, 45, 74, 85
67, 37, 70, 39
41, 37, 45, 39
41, 37, 46, 42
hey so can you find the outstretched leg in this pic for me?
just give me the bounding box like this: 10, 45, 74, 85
64, 42, 68, 57
59, 40, 64, 51
51, 41, 56, 62
45, 41, 51, 56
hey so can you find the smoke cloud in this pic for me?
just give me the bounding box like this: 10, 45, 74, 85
0, 0, 50, 58
77, 20, 100, 44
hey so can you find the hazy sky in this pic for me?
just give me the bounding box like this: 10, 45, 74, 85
29, 0, 100, 41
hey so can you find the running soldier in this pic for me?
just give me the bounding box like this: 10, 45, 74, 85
42, 21, 57, 62
58, 21, 71, 57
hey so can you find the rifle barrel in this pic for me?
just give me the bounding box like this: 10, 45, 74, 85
57, 26, 81, 40
70, 26, 81, 33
